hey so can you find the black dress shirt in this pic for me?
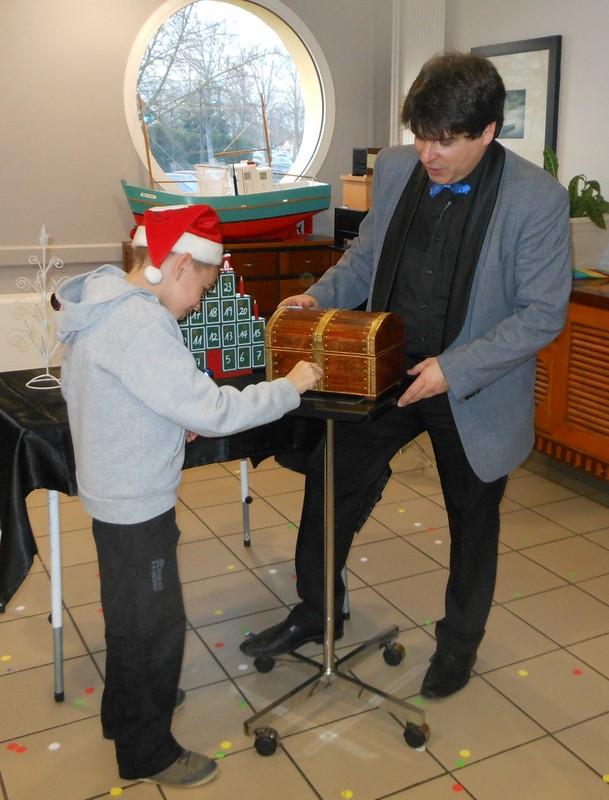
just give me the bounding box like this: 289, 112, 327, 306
387, 154, 487, 359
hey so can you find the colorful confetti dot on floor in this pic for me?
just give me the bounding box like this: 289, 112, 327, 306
15, 605, 26, 612
48, 742, 61, 751
73, 699, 85, 707
214, 609, 223, 617
360, 556, 368, 562
268, 568, 277, 575
15, 746, 27, 754
1, 655, 12, 662
434, 539, 443, 545
220, 741, 232, 750
109, 788, 123, 797
512, 592, 523, 599
214, 642, 224, 649
238, 700, 249, 709
603, 774, 609, 783
518, 669, 529, 677
415, 745, 427, 752
215, 752, 225, 759
452, 785, 464, 793
573, 668, 583, 676
459, 749, 471, 758
413, 696, 425, 706
455, 758, 466, 768
341, 790, 354, 799
7, 743, 18, 751
238, 664, 248, 671
226, 564, 236, 571
413, 522, 422, 527
85, 687, 95, 694
398, 508, 405, 513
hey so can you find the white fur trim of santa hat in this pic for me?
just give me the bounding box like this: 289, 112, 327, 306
133, 204, 224, 284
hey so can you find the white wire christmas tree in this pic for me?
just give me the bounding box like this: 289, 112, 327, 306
8, 225, 65, 389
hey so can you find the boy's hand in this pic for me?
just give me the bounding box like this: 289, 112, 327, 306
278, 294, 319, 309
285, 360, 323, 394
185, 430, 198, 443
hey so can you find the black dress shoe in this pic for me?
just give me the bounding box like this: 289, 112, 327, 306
421, 651, 476, 698
240, 617, 344, 657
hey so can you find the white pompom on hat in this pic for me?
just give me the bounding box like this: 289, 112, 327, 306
132, 204, 224, 284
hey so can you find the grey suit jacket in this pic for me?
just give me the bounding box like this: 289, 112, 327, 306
309, 145, 572, 481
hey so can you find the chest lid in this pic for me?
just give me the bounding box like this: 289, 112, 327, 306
265, 307, 404, 356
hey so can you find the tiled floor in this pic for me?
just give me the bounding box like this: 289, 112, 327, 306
2, 438, 609, 799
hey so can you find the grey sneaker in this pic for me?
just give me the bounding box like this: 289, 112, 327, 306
102, 688, 187, 740
142, 750, 218, 787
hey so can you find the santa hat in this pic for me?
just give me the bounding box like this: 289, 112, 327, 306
132, 204, 223, 285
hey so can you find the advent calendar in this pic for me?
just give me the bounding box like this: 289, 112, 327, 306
179, 253, 265, 378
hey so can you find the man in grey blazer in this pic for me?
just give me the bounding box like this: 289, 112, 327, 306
241, 52, 572, 698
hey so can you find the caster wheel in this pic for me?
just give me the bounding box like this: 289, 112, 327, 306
254, 655, 275, 673
383, 642, 405, 666
254, 727, 279, 756
403, 722, 430, 749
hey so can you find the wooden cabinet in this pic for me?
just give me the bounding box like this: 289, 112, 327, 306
535, 279, 609, 481
125, 236, 336, 319
228, 236, 334, 317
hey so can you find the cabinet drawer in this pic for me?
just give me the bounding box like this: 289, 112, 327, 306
230, 251, 278, 277
279, 248, 332, 277
246, 279, 279, 318
278, 276, 317, 302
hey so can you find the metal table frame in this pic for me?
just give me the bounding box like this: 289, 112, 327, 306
243, 393, 429, 752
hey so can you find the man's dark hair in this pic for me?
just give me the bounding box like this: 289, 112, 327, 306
402, 52, 505, 140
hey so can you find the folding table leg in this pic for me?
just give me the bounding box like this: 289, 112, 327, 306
240, 459, 252, 547
48, 490, 64, 702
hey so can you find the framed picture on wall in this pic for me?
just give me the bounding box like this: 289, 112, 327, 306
471, 35, 561, 166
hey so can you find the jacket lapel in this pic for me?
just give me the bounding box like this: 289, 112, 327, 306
442, 141, 506, 348
369, 161, 427, 311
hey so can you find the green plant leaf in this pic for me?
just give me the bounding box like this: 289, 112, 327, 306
586, 203, 606, 228
543, 146, 559, 178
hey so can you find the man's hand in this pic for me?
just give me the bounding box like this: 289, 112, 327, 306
397, 357, 448, 406
278, 294, 319, 309
185, 430, 198, 443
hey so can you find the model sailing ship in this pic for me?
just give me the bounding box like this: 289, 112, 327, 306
122, 97, 331, 242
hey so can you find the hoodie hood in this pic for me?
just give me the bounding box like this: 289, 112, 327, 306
57, 265, 158, 343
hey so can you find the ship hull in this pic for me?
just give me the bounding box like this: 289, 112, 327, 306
121, 179, 331, 241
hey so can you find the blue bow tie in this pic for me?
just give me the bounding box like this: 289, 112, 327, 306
429, 181, 471, 198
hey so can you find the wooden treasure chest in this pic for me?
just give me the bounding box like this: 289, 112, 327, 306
265, 307, 405, 399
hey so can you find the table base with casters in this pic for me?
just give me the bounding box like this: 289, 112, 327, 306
242, 390, 430, 753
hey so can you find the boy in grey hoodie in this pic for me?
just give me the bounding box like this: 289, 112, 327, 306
57, 205, 322, 789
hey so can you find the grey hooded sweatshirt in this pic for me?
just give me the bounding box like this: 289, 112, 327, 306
57, 265, 300, 524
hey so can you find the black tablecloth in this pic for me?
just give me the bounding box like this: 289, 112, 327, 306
0, 368, 322, 610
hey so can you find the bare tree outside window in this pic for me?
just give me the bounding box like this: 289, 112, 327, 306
136, 1, 305, 179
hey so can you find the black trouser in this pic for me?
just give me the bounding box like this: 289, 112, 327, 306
291, 383, 507, 656
92, 508, 185, 779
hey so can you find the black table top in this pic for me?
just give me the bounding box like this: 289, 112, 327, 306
0, 366, 397, 609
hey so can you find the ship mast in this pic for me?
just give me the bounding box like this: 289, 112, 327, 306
137, 94, 155, 190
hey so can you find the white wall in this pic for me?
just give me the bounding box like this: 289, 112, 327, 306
0, 0, 393, 292
445, 0, 609, 201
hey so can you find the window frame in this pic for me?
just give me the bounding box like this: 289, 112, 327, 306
123, 0, 335, 186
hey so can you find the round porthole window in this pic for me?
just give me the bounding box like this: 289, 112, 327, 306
124, 0, 334, 191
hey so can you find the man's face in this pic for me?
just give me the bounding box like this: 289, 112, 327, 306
163, 255, 219, 320
414, 123, 495, 185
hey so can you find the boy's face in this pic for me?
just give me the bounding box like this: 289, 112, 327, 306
162, 255, 219, 320
414, 122, 496, 185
